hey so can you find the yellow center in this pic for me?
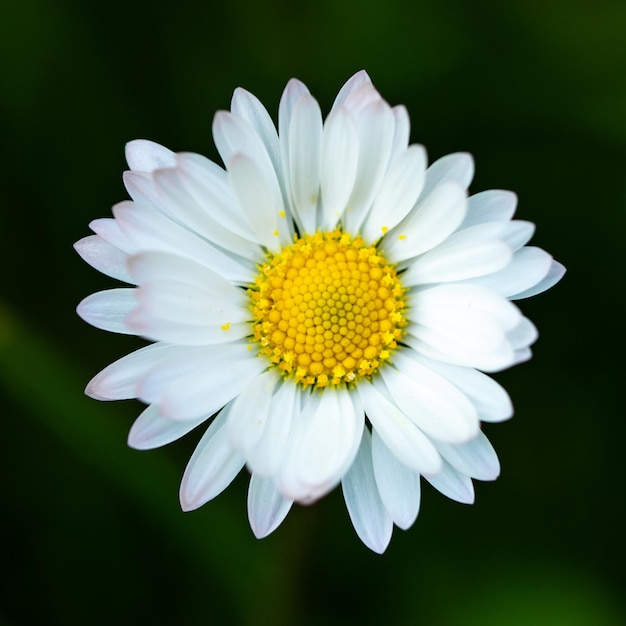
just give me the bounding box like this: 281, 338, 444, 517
250, 230, 407, 388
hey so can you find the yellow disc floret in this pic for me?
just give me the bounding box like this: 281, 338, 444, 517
250, 230, 407, 388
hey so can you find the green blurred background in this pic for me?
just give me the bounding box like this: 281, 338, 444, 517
1, 0, 624, 624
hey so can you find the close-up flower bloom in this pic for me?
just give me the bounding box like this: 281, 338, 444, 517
75, 70, 565, 553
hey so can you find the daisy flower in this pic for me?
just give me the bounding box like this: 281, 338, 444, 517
75, 71, 565, 553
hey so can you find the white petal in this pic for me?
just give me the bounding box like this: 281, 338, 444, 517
512, 260, 566, 299
288, 93, 323, 234
152, 166, 263, 264
357, 380, 441, 475
246, 381, 298, 477
231, 88, 278, 152
319, 106, 359, 230
113, 201, 180, 253
74, 235, 133, 284
125, 139, 176, 172
371, 429, 421, 530
461, 190, 517, 228
507, 316, 538, 349
383, 181, 467, 262
501, 220, 535, 250
228, 153, 286, 250
341, 100, 395, 235
402, 229, 512, 286
123, 170, 164, 208
89, 217, 136, 254
125, 310, 250, 346
114, 200, 255, 284
361, 144, 427, 243
226, 369, 280, 455
128, 167, 218, 232
128, 403, 209, 450
136, 345, 236, 403
341, 429, 393, 554
278, 78, 311, 228
435, 430, 500, 481
279, 79, 310, 131
128, 250, 250, 302
156, 354, 265, 422
407, 284, 522, 370
380, 352, 479, 443
230, 87, 285, 200
247, 474, 293, 539
511, 347, 532, 366
213, 110, 282, 205
341, 80, 384, 115
85, 343, 184, 401
466, 246, 553, 299
138, 344, 268, 420
126, 252, 252, 345
213, 112, 285, 239
279, 388, 363, 503
411, 354, 513, 423
77, 288, 136, 335
135, 267, 245, 316
179, 407, 245, 511
162, 158, 259, 248
331, 70, 373, 110
175, 152, 260, 243
425, 460, 475, 504
388, 105, 410, 163
134, 279, 248, 327
404, 331, 514, 374
419, 152, 474, 200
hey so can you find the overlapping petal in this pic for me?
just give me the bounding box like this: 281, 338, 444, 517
371, 430, 421, 530
77, 288, 137, 334
247, 475, 293, 539
278, 388, 364, 503
342, 430, 393, 554
128, 403, 209, 450
74, 235, 133, 283
179, 407, 245, 511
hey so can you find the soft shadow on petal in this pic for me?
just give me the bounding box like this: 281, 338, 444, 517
358, 379, 441, 475
424, 459, 475, 504
435, 430, 501, 481
179, 407, 246, 511
342, 428, 393, 554
126, 139, 176, 172
247, 474, 293, 539
128, 403, 209, 450
74, 235, 134, 284
371, 430, 421, 530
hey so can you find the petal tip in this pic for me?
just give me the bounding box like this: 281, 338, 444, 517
125, 139, 176, 172
249, 520, 270, 539
363, 532, 392, 555
127, 424, 149, 451
84, 377, 108, 401
179, 488, 200, 512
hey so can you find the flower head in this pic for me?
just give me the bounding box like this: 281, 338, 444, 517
75, 71, 565, 553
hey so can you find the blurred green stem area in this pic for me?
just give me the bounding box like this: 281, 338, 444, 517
2, 0, 626, 624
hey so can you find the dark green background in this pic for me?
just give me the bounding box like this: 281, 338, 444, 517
1, 0, 623, 624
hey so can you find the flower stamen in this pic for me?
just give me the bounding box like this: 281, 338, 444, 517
250, 230, 407, 388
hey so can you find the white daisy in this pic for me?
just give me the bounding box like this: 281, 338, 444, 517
75, 71, 565, 553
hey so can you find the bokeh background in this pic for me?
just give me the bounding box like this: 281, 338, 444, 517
1, 0, 624, 624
